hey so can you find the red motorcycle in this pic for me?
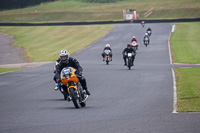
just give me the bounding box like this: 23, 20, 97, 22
103, 50, 111, 65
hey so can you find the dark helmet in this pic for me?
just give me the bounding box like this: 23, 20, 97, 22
127, 44, 131, 47
60, 49, 69, 63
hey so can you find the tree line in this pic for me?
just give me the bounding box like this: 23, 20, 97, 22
0, 0, 56, 10
0, 0, 124, 10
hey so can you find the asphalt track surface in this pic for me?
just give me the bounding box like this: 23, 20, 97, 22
0, 24, 200, 133
0, 32, 27, 65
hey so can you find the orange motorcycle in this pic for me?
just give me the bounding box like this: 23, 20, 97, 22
59, 67, 88, 108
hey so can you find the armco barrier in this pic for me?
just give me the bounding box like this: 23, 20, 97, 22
0, 18, 199, 26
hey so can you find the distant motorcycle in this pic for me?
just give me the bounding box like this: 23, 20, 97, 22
144, 37, 149, 47
141, 21, 145, 27
58, 67, 88, 109
131, 41, 138, 51
103, 49, 111, 65
147, 30, 152, 36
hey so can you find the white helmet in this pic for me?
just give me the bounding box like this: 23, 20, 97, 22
106, 44, 110, 47
145, 33, 148, 35
60, 49, 69, 63
132, 36, 135, 38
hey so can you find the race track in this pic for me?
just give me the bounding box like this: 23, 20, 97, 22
0, 23, 200, 133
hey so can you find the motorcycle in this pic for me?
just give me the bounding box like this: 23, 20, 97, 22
147, 30, 152, 36
127, 53, 134, 70
144, 37, 149, 47
103, 49, 111, 65
141, 21, 145, 27
131, 41, 138, 51
58, 67, 88, 109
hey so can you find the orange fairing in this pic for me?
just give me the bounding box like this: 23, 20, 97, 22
68, 86, 77, 92
60, 67, 80, 85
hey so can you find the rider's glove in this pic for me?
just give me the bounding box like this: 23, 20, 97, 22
75, 70, 82, 76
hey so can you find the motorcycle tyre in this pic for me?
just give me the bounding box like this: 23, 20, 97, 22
106, 57, 109, 65
106, 60, 109, 65
69, 88, 80, 109
128, 59, 132, 70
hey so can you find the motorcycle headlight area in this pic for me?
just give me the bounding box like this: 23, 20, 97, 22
61, 68, 72, 79
128, 53, 132, 57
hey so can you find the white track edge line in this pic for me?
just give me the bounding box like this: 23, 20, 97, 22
168, 24, 178, 113
172, 68, 177, 113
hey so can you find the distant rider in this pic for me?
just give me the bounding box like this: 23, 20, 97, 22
147, 27, 152, 35
141, 21, 145, 27
130, 36, 138, 49
143, 33, 150, 44
53, 49, 90, 95
130, 36, 138, 44
102, 44, 112, 61
122, 44, 136, 66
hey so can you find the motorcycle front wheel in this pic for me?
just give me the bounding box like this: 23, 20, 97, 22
69, 88, 80, 109
128, 59, 132, 70
106, 57, 109, 65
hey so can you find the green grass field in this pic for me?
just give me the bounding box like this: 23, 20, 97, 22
0, 0, 199, 23
0, 25, 115, 62
0, 68, 22, 73
171, 22, 200, 112
171, 22, 200, 64
174, 67, 200, 112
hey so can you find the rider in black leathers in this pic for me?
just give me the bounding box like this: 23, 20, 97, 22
147, 27, 152, 35
122, 44, 136, 66
54, 50, 90, 95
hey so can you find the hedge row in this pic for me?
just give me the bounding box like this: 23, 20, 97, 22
0, 0, 56, 10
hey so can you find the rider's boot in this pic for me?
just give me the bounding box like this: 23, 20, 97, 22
80, 78, 91, 95
85, 88, 91, 95
54, 83, 58, 91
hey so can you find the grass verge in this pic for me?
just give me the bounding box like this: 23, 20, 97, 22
174, 67, 200, 112
0, 25, 115, 62
171, 22, 200, 64
0, 0, 199, 23
171, 22, 200, 112
0, 68, 22, 74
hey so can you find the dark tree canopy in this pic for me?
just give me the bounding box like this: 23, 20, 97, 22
0, 0, 124, 10
0, 0, 56, 10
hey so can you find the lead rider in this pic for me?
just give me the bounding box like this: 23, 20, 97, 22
53, 49, 90, 95
122, 44, 136, 66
